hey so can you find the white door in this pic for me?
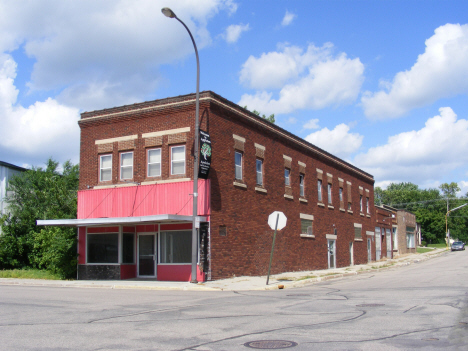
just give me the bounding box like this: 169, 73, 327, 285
328, 240, 336, 269
375, 228, 381, 261
367, 238, 372, 262
138, 234, 156, 277
386, 229, 392, 258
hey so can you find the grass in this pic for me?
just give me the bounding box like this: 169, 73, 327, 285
0, 269, 62, 280
417, 247, 434, 254
427, 243, 447, 248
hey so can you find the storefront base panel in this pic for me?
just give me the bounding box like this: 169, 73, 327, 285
121, 265, 137, 279
157, 265, 205, 282
78, 265, 120, 280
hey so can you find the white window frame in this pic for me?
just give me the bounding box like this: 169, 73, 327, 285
328, 183, 332, 204
235, 151, 243, 180
120, 151, 134, 180
147, 148, 161, 177
299, 174, 304, 197
171, 145, 186, 175
285, 168, 290, 186
318, 179, 323, 202
366, 197, 370, 214
256, 159, 263, 185
339, 187, 343, 202
100, 154, 112, 182
360, 195, 363, 212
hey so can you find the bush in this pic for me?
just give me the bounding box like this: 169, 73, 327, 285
30, 227, 77, 279
421, 241, 427, 247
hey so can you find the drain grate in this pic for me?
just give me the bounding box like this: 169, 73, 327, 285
244, 340, 298, 349
356, 304, 385, 307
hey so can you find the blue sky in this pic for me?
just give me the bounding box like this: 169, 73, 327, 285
1, 0, 468, 194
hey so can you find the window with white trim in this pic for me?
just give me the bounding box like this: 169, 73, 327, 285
301, 219, 313, 235
360, 195, 363, 212
160, 231, 192, 263
235, 151, 243, 180
256, 159, 263, 185
318, 179, 323, 202
406, 226, 415, 248
285, 168, 290, 186
120, 152, 134, 180
366, 197, 370, 214
171, 145, 186, 175
328, 183, 332, 204
100, 154, 112, 182
147, 148, 161, 177
354, 223, 362, 239
299, 174, 305, 197
87, 233, 118, 263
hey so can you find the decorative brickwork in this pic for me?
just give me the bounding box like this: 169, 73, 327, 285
97, 143, 113, 153
144, 136, 163, 147
167, 133, 187, 145
118, 139, 135, 150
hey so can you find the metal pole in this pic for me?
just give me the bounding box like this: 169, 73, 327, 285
162, 8, 200, 283
266, 214, 280, 285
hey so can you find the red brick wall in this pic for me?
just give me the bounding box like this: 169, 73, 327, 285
78, 92, 376, 280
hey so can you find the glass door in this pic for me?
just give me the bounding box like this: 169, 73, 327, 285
328, 240, 336, 269
367, 238, 372, 262
138, 234, 156, 277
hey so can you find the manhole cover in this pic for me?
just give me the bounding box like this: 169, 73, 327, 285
244, 340, 298, 349
356, 304, 385, 307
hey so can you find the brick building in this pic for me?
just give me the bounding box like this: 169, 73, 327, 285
375, 205, 396, 261
39, 91, 376, 281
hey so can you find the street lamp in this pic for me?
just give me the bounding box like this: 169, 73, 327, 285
445, 203, 468, 248
162, 7, 200, 283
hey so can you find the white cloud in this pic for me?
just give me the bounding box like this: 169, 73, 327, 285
354, 107, 468, 184
0, 0, 234, 111
239, 43, 364, 115
305, 123, 363, 159
0, 55, 80, 162
224, 23, 250, 43
303, 118, 320, 130
458, 181, 468, 197
362, 23, 468, 119
281, 10, 296, 27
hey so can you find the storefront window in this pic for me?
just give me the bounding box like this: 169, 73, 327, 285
87, 234, 118, 263
122, 233, 135, 264
160, 231, 192, 264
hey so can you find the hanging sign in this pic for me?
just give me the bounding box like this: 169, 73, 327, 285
198, 130, 212, 179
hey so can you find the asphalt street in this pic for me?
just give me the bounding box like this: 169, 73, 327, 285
0, 250, 467, 350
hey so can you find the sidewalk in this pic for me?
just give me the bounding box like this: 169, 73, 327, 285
0, 248, 448, 291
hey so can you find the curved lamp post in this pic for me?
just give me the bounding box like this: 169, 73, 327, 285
445, 203, 468, 248
162, 7, 200, 283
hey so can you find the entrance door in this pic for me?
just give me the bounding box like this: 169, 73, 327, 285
367, 238, 372, 262
328, 240, 336, 269
138, 234, 156, 277
375, 231, 381, 261
386, 229, 392, 258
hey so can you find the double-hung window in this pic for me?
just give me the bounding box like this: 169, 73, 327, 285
360, 195, 363, 212
299, 174, 304, 197
366, 197, 370, 214
318, 179, 323, 202
100, 154, 112, 182
120, 152, 134, 180
147, 148, 161, 177
256, 159, 263, 185
285, 169, 290, 186
171, 145, 186, 175
339, 187, 343, 202
235, 151, 243, 180
328, 183, 332, 204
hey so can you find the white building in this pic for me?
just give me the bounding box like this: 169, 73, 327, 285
0, 161, 27, 233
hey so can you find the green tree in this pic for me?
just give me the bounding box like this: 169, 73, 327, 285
0, 158, 79, 278
243, 106, 275, 123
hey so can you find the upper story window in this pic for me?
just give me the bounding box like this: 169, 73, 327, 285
366, 197, 370, 214
299, 174, 304, 197
317, 179, 323, 202
120, 152, 134, 180
256, 159, 263, 185
100, 154, 112, 182
339, 187, 343, 202
327, 183, 332, 204
285, 168, 290, 186
171, 145, 186, 175
360, 195, 363, 212
147, 148, 161, 177
235, 151, 243, 180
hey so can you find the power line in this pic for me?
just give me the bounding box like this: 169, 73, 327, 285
388, 197, 468, 208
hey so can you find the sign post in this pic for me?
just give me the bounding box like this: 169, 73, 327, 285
266, 211, 287, 285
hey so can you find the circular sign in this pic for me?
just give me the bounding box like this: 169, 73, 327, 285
268, 211, 287, 230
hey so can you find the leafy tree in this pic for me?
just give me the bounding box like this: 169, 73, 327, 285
243, 106, 275, 123
0, 158, 79, 278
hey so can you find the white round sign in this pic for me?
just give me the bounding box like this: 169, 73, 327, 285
268, 211, 287, 230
